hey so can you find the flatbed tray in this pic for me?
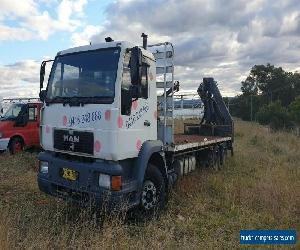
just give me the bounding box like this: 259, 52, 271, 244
166, 134, 232, 152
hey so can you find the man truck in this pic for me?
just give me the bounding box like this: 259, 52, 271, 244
37, 34, 233, 213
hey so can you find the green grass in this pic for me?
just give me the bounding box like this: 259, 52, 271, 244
0, 120, 299, 249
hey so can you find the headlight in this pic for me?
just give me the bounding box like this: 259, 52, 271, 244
98, 174, 111, 189
40, 161, 49, 174
0, 132, 3, 138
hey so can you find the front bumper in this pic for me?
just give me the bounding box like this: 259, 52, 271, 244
0, 138, 9, 151
38, 151, 140, 211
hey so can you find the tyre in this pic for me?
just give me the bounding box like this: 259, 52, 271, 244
208, 147, 220, 171
9, 137, 24, 154
140, 164, 166, 214
218, 146, 225, 168
213, 148, 221, 171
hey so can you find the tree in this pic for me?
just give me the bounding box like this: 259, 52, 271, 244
289, 96, 300, 125
289, 73, 300, 101
229, 95, 263, 121
256, 101, 291, 130
240, 64, 300, 107
234, 64, 300, 123
241, 76, 258, 96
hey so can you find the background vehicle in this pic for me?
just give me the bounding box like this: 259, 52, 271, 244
37, 34, 233, 213
0, 96, 3, 116
0, 98, 42, 154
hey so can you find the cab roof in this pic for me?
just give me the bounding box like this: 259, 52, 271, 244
57, 41, 155, 60
2, 98, 41, 105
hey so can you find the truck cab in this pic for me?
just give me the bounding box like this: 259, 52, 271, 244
38, 39, 162, 211
0, 100, 42, 153
39, 41, 156, 161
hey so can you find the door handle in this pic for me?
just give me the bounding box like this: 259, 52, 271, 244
144, 120, 151, 127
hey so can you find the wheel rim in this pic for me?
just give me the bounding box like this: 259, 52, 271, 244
13, 142, 23, 153
141, 180, 158, 210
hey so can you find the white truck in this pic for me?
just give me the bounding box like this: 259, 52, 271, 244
37, 34, 234, 213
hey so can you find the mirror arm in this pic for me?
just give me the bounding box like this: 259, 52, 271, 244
40, 59, 54, 92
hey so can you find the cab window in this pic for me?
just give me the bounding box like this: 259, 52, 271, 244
121, 51, 132, 115
28, 107, 37, 121
122, 51, 131, 89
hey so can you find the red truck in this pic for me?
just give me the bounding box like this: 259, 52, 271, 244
0, 99, 42, 154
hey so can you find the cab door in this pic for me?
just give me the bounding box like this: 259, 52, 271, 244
117, 50, 157, 160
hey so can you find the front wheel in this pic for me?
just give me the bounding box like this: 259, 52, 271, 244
9, 137, 24, 154
140, 164, 166, 214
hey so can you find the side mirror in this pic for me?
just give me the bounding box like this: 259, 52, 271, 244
121, 88, 132, 116
40, 59, 53, 91
39, 90, 47, 102
130, 46, 142, 85
40, 61, 46, 91
130, 85, 142, 99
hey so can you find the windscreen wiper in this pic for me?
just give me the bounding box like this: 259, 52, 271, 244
67, 96, 82, 107
82, 96, 114, 104
46, 96, 66, 105
46, 96, 114, 105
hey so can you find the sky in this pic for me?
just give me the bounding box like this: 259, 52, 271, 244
0, 0, 300, 98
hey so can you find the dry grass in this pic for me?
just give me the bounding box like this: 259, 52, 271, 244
0, 120, 299, 249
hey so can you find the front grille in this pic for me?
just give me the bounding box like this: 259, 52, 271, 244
54, 129, 94, 155
55, 152, 96, 163
54, 184, 90, 204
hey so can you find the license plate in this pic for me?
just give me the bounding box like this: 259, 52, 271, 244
62, 168, 78, 181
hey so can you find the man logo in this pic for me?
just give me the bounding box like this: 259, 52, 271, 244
63, 135, 80, 143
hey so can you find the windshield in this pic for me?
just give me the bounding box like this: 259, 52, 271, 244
46, 47, 120, 103
1, 103, 24, 120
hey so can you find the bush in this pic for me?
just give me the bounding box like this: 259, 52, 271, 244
288, 96, 300, 126
256, 101, 291, 130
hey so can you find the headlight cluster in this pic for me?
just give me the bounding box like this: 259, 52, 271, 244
98, 174, 111, 189
39, 161, 49, 174
98, 174, 122, 191
0, 132, 3, 139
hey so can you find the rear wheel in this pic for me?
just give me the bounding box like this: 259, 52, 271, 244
140, 164, 166, 215
214, 149, 221, 171
9, 137, 24, 154
207, 147, 220, 171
